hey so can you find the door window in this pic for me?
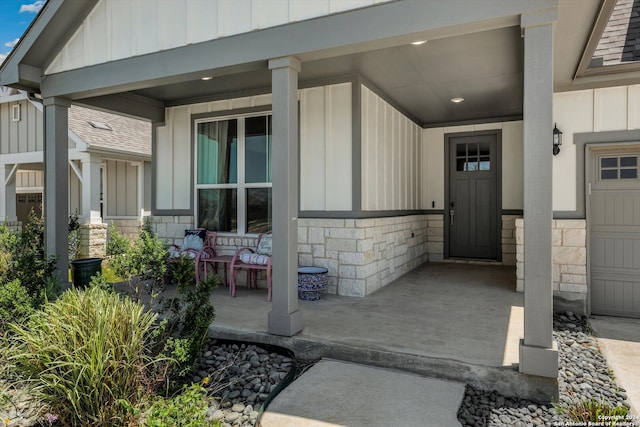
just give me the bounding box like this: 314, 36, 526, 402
456, 142, 491, 172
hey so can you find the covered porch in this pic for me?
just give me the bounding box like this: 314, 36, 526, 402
207, 262, 552, 400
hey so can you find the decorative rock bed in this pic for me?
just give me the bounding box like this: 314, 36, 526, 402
457, 312, 631, 426
193, 340, 297, 427
2, 312, 632, 426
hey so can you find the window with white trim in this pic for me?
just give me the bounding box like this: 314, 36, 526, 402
195, 114, 272, 234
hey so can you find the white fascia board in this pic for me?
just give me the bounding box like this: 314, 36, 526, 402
0, 93, 29, 104
0, 151, 43, 164
68, 129, 88, 151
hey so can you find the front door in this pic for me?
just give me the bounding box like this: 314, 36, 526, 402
446, 133, 499, 260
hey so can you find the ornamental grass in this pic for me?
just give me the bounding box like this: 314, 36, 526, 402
6, 286, 167, 426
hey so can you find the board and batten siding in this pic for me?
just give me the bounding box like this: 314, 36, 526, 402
16, 170, 44, 189
105, 159, 139, 217
300, 83, 352, 211
46, 0, 393, 75
422, 121, 524, 211
361, 85, 421, 211
0, 99, 44, 155
155, 83, 352, 212
553, 84, 640, 211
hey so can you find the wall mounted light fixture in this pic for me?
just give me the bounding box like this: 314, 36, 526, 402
553, 123, 562, 156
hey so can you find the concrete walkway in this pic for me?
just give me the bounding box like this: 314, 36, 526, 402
260, 359, 465, 427
589, 315, 640, 416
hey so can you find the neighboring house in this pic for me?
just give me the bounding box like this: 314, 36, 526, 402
1, 0, 639, 382
0, 86, 151, 256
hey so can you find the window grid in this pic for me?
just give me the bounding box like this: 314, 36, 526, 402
599, 156, 638, 180
195, 113, 272, 235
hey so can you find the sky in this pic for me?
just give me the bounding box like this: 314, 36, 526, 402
0, 0, 44, 65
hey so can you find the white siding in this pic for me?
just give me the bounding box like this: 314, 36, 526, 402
0, 100, 44, 155
16, 170, 44, 189
553, 84, 640, 211
155, 94, 273, 211
46, 0, 392, 75
69, 163, 82, 216
421, 121, 524, 211
361, 86, 421, 211
300, 83, 352, 211
156, 84, 352, 212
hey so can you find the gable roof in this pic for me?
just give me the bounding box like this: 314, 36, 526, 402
592, 0, 640, 66
68, 105, 151, 157
0, 86, 150, 157
0, 0, 626, 124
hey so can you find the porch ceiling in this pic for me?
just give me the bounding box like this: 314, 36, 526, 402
128, 0, 602, 127
132, 26, 524, 127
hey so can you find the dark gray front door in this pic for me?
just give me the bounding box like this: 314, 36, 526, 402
447, 134, 499, 260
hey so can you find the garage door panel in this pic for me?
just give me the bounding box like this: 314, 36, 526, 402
590, 148, 640, 318
591, 277, 640, 318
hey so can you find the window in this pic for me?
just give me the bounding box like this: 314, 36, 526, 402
600, 156, 638, 180
456, 142, 491, 172
195, 114, 272, 234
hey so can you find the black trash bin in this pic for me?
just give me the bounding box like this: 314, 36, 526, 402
70, 258, 103, 288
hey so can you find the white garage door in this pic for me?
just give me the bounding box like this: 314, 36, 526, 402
589, 147, 640, 318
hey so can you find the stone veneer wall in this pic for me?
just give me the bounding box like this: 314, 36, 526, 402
424, 214, 518, 266
516, 218, 587, 314
297, 215, 429, 297
78, 223, 107, 258
108, 218, 145, 240
149, 216, 196, 246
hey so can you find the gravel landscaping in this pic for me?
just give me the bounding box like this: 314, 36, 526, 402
2, 312, 632, 426
457, 311, 631, 426
200, 311, 632, 427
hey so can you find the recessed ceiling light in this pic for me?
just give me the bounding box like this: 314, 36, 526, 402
410, 40, 427, 46
450, 97, 465, 103
201, 76, 213, 81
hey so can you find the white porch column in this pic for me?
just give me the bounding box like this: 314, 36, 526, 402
268, 56, 303, 336
43, 97, 70, 280
519, 9, 558, 378
81, 156, 102, 224
0, 164, 18, 222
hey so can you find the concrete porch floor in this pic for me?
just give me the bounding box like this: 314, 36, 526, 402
208, 262, 553, 400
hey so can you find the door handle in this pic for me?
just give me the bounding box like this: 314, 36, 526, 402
449, 202, 455, 226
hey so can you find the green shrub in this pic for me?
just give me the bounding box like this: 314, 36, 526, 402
0, 214, 58, 333
0, 279, 34, 331
6, 286, 167, 427
110, 218, 168, 301
160, 255, 218, 378
145, 382, 220, 427
106, 222, 130, 257
68, 211, 80, 262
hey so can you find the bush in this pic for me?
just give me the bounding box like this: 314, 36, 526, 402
0, 214, 58, 333
145, 382, 220, 427
68, 211, 80, 262
0, 279, 34, 331
106, 222, 130, 257
160, 256, 217, 377
6, 286, 167, 426
110, 218, 168, 300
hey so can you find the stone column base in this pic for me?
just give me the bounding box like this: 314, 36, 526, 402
78, 223, 107, 258
519, 339, 559, 379
268, 309, 303, 337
